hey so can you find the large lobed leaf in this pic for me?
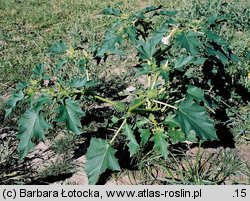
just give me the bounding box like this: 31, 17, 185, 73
32, 64, 45, 78
136, 21, 168, 60
49, 40, 67, 54
186, 85, 205, 103
5, 90, 24, 119
85, 138, 121, 184
68, 77, 88, 88
136, 41, 156, 60
174, 55, 194, 71
55, 98, 85, 134
17, 109, 51, 159
125, 26, 137, 44
174, 98, 218, 140
175, 31, 202, 56
139, 129, 151, 145
31, 94, 52, 112
96, 31, 123, 57
123, 123, 140, 157
153, 129, 169, 159
168, 129, 185, 144
150, 21, 168, 48
54, 58, 68, 74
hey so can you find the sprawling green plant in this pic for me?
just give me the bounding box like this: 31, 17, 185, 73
85, 5, 240, 184
4, 40, 97, 159
4, 5, 243, 184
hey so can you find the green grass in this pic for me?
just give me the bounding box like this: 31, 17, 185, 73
52, 132, 77, 155
1, 0, 249, 90
38, 158, 75, 179
0, 0, 148, 90
135, 146, 249, 185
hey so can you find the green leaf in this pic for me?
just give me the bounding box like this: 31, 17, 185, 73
246, 51, 250, 60
136, 117, 150, 128
79, 58, 86, 72
228, 51, 239, 63
186, 130, 198, 142
160, 69, 169, 83
125, 26, 137, 44
55, 98, 85, 134
158, 10, 177, 16
49, 40, 67, 54
69, 77, 87, 88
123, 123, 140, 157
136, 41, 156, 60
70, 78, 97, 88
163, 114, 181, 128
186, 85, 205, 103
84, 80, 98, 88
136, 21, 168, 60
207, 13, 217, 25
168, 129, 185, 144
54, 58, 68, 74
102, 7, 121, 16
174, 55, 194, 71
85, 138, 120, 184
139, 129, 151, 145
174, 98, 218, 140
206, 47, 228, 65
150, 21, 168, 47
31, 94, 52, 112
147, 89, 158, 99
96, 32, 122, 57
176, 31, 202, 55
17, 109, 51, 159
205, 30, 228, 46
153, 130, 169, 159
191, 57, 207, 65
32, 64, 45, 78
135, 67, 151, 76
111, 116, 119, 124
113, 102, 126, 112
16, 81, 28, 91
5, 90, 24, 119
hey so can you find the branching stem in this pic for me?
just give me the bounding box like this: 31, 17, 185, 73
152, 100, 177, 110
110, 118, 127, 144
95, 95, 115, 105
128, 99, 146, 113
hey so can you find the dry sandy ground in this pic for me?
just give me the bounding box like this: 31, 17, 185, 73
0, 124, 249, 185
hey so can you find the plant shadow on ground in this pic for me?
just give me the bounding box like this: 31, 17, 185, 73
200, 58, 250, 149
74, 107, 139, 184
168, 55, 250, 150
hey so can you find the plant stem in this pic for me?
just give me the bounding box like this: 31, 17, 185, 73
153, 45, 172, 58
86, 69, 90, 81
131, 108, 156, 113
110, 118, 127, 144
148, 75, 151, 89
151, 73, 159, 90
95, 95, 115, 105
204, 105, 216, 114
152, 100, 177, 110
128, 99, 146, 113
